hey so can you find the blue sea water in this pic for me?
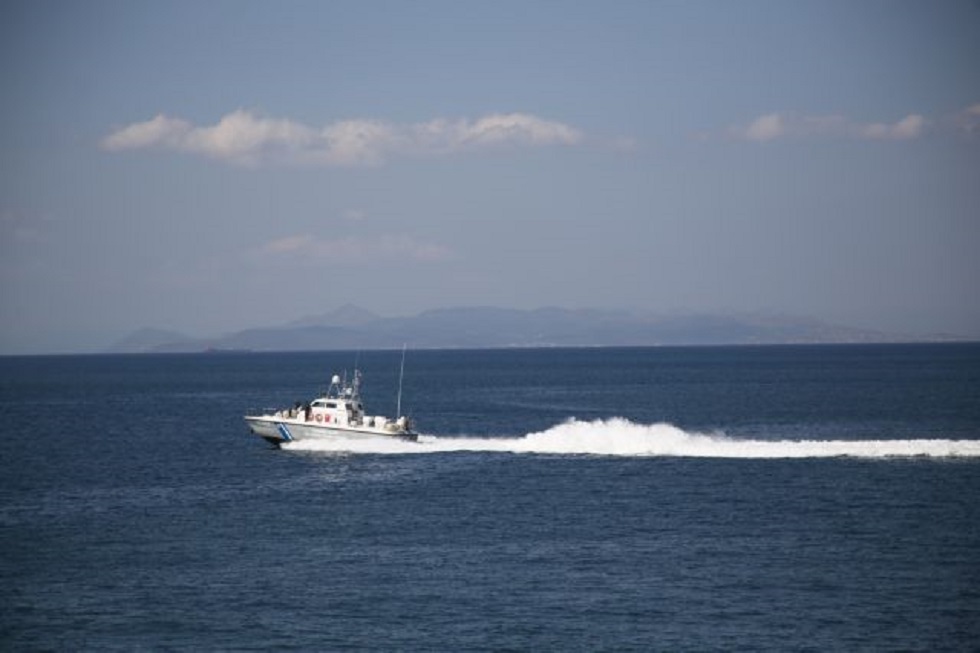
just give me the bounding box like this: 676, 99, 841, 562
2, 344, 979, 650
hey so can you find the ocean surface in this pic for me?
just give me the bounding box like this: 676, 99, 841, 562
2, 344, 979, 650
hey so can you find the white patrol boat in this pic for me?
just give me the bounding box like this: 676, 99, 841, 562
244, 369, 417, 447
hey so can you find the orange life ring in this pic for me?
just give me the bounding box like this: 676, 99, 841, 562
315, 414, 323, 423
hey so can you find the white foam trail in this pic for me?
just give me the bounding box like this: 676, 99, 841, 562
282, 417, 980, 459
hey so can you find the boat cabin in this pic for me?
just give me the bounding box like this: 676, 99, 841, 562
309, 398, 364, 427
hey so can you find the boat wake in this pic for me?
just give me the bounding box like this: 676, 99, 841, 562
281, 417, 980, 459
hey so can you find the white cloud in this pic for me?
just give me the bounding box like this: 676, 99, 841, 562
451, 113, 583, 147
892, 113, 926, 139
860, 114, 925, 140
342, 209, 367, 222
732, 111, 927, 142
188, 110, 316, 164
953, 103, 980, 137
104, 110, 319, 166
259, 234, 452, 263
264, 234, 313, 254
318, 119, 398, 166
102, 114, 193, 151
743, 113, 785, 142
102, 110, 583, 167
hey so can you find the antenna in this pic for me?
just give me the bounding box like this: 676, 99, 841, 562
396, 344, 406, 417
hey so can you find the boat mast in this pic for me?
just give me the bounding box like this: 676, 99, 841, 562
396, 344, 406, 418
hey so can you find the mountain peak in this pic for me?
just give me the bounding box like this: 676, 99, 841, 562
288, 304, 380, 328
108, 327, 194, 353
106, 306, 931, 353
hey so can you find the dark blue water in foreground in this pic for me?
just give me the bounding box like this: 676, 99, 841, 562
2, 344, 980, 650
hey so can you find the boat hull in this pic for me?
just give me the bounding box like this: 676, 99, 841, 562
245, 416, 418, 446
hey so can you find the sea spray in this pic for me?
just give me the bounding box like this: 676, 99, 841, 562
282, 417, 980, 458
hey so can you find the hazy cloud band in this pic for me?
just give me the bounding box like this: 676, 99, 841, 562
733, 111, 928, 142
102, 110, 584, 166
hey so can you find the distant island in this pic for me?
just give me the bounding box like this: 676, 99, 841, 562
106, 305, 958, 354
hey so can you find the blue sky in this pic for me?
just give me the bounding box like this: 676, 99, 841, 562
2, 0, 979, 353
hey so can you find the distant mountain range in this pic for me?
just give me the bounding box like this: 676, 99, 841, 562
106, 304, 946, 354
